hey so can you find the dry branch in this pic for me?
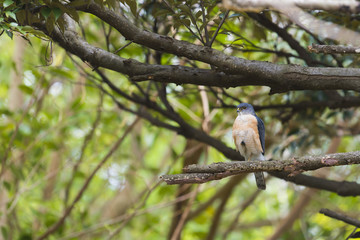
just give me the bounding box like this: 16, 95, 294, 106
160, 151, 360, 184
308, 44, 360, 54
319, 208, 360, 228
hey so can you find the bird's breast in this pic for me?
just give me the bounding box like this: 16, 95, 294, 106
233, 114, 258, 130
232, 114, 262, 158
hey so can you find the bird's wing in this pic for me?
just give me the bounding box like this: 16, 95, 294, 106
256, 115, 265, 154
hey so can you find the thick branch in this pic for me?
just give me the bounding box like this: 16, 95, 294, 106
161, 151, 360, 184
93, 60, 245, 162
74, 3, 360, 93
309, 44, 360, 54
320, 208, 360, 227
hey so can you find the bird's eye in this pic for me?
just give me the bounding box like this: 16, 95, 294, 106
243, 106, 247, 109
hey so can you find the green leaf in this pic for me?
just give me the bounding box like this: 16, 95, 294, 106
3, 181, 11, 191
182, 18, 191, 27
74, 170, 86, 179
252, 23, 267, 41
153, 9, 170, 18
52, 7, 63, 21
10, 164, 25, 180
213, 18, 221, 25
57, 16, 65, 33
195, 10, 202, 19
3, 0, 14, 8
5, 11, 17, 20
45, 13, 55, 33
0, 108, 12, 116
178, 5, 191, 14
9, 22, 18, 27
41, 7, 52, 19
229, 13, 242, 18
125, 0, 137, 16
1, 227, 8, 239
106, 0, 118, 9
15, 9, 26, 25
173, 20, 182, 30
18, 84, 34, 95
65, 7, 80, 23
71, 97, 82, 110
5, 30, 13, 39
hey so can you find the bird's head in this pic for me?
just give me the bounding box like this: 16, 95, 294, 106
236, 103, 255, 115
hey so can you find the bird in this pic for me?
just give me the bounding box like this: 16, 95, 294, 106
232, 103, 266, 190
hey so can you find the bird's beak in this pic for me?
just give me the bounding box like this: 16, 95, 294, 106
237, 108, 240, 113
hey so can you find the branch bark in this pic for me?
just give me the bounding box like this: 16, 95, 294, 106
160, 151, 360, 184
270, 171, 360, 197
247, 12, 319, 67
309, 44, 360, 54
50, 3, 360, 93
319, 208, 360, 228
223, 0, 360, 13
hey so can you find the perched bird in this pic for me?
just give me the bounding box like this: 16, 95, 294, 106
232, 103, 266, 190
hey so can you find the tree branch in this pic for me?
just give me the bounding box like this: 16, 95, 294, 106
223, 0, 360, 13
270, 171, 360, 197
36, 118, 140, 240
247, 12, 320, 67
319, 208, 360, 227
309, 44, 360, 54
73, 3, 360, 93
160, 151, 360, 184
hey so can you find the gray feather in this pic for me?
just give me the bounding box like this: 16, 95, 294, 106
255, 115, 265, 154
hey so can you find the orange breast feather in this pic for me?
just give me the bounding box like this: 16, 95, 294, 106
233, 115, 263, 153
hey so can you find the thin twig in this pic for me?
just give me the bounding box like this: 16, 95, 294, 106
346, 227, 358, 240
64, 91, 104, 206
162, 0, 204, 44
223, 188, 262, 239
319, 208, 360, 228
107, 180, 163, 239
113, 41, 133, 55
200, 0, 209, 46
170, 186, 199, 240
1, 84, 40, 179
58, 190, 196, 240
209, 10, 230, 47
36, 117, 140, 240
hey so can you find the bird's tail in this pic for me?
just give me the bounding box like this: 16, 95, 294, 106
254, 172, 266, 190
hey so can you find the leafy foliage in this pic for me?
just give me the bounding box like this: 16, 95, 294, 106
0, 0, 360, 239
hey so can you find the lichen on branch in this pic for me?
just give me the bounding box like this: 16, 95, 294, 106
161, 151, 360, 184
